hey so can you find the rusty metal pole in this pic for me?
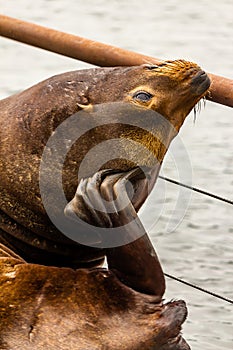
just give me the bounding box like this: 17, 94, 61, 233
0, 14, 232, 107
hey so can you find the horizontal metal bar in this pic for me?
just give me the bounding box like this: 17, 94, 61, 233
0, 14, 232, 107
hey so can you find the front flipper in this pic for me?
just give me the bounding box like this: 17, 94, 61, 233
65, 168, 165, 298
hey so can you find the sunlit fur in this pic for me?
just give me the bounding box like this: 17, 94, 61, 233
145, 59, 201, 79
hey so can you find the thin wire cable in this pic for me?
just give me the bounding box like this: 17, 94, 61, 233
158, 175, 233, 304
159, 175, 233, 205
164, 273, 233, 304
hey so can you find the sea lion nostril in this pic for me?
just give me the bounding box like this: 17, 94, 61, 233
192, 70, 208, 84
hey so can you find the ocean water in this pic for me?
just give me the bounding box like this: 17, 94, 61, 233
0, 1, 232, 349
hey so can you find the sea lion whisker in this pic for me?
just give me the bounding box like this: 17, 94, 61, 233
193, 96, 206, 123
193, 105, 197, 124
202, 95, 207, 108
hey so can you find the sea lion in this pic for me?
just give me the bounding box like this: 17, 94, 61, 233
0, 60, 210, 349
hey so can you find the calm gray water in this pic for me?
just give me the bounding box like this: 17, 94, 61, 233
0, 1, 232, 349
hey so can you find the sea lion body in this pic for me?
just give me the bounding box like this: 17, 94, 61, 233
0, 61, 210, 267
0, 61, 210, 349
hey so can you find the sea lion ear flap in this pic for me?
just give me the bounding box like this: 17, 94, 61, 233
143, 64, 159, 70
77, 103, 93, 112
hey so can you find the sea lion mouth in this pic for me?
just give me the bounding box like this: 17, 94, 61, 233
128, 163, 163, 214
162, 300, 188, 332
125, 165, 155, 211
156, 299, 190, 349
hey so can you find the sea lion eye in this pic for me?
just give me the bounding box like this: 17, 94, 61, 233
133, 91, 153, 102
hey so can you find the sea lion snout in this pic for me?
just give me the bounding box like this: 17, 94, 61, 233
191, 69, 211, 95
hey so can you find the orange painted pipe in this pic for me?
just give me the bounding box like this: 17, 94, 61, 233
0, 14, 232, 107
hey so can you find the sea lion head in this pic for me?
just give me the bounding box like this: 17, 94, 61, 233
88, 59, 210, 131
